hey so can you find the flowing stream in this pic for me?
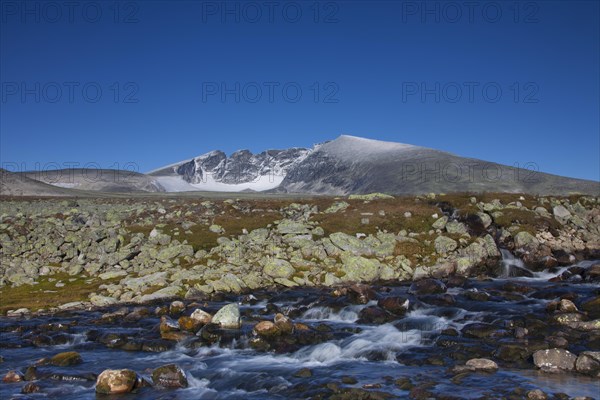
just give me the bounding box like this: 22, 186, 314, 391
1, 255, 599, 399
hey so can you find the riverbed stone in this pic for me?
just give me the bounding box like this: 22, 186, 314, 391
95, 369, 138, 394
2, 370, 24, 383
253, 321, 280, 337
409, 278, 446, 295
212, 303, 241, 329
533, 349, 577, 372
465, 358, 498, 372
575, 351, 600, 376
50, 351, 82, 367
152, 364, 188, 388
21, 382, 40, 394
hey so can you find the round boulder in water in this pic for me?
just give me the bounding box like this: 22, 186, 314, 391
152, 364, 188, 388
190, 308, 213, 325
253, 321, 280, 337
95, 369, 138, 394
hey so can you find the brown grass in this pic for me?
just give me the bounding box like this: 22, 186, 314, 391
0, 274, 102, 314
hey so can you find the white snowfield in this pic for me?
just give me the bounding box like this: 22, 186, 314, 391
154, 174, 285, 192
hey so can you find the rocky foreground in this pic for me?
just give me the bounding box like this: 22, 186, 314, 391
1, 192, 599, 312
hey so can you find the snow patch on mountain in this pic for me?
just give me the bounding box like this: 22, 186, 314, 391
149, 146, 312, 192
154, 174, 285, 192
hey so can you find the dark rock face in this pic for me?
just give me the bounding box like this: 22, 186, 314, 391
171, 148, 311, 185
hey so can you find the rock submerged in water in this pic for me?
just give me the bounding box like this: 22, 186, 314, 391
49, 351, 82, 367
95, 369, 139, 394
408, 278, 446, 296
377, 296, 409, 315
465, 358, 498, 372
152, 364, 188, 388
452, 358, 499, 374
212, 303, 241, 329
21, 382, 41, 394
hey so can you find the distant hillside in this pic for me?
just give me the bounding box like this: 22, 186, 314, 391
0, 169, 78, 197
17, 169, 165, 193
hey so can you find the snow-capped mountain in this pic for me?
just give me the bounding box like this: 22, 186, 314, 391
148, 135, 599, 195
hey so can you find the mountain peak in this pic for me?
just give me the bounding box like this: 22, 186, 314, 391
320, 135, 422, 161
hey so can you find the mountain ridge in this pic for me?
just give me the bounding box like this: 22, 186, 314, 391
3, 135, 598, 196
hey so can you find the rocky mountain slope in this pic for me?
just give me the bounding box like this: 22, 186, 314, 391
276, 136, 599, 195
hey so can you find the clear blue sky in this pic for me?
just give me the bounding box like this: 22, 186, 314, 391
1, 0, 599, 181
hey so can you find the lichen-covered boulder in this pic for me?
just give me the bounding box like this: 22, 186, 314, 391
340, 253, 381, 282
434, 236, 457, 254
263, 259, 295, 279
212, 303, 241, 329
